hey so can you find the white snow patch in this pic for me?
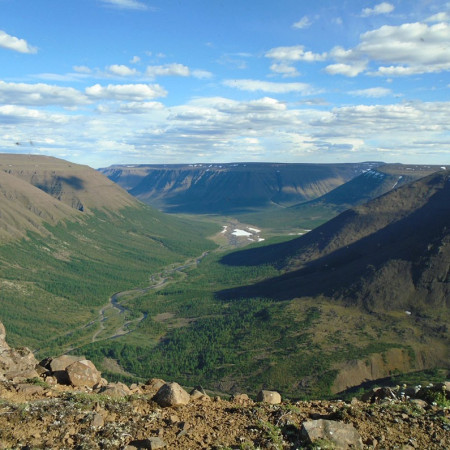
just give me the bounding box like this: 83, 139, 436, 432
221, 226, 228, 234
441, 166, 446, 170
248, 227, 261, 233
258, 238, 265, 242
405, 311, 412, 315
232, 229, 252, 237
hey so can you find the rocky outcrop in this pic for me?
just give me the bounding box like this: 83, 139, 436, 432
0, 321, 449, 449
0, 321, 38, 382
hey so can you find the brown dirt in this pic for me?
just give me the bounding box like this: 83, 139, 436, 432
0, 381, 448, 449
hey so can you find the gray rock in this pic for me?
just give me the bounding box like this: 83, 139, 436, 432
301, 419, 363, 449
256, 390, 282, 404
153, 382, 190, 407
127, 437, 167, 449
66, 359, 101, 388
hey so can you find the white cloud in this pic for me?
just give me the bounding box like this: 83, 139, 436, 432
0, 81, 88, 106
0, 105, 69, 124
293, 16, 312, 29
223, 79, 314, 94
85, 83, 167, 101
73, 65, 92, 74
107, 64, 137, 76
361, 2, 394, 17
426, 12, 449, 23
146, 63, 190, 78
98, 101, 164, 114
130, 56, 141, 64
0, 30, 37, 54
348, 87, 392, 97
265, 45, 326, 62
362, 22, 450, 75
99, 0, 149, 11
269, 63, 300, 78
325, 62, 367, 77
327, 20, 450, 76
192, 69, 213, 79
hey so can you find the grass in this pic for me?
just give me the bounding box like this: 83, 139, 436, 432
0, 204, 217, 351
69, 242, 435, 400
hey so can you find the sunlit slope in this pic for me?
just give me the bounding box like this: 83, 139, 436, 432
1, 154, 137, 213
100, 162, 381, 213
0, 154, 217, 348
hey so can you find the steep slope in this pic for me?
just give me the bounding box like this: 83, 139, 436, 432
296, 163, 440, 211
223, 171, 450, 284
99, 162, 381, 213
1, 154, 137, 213
0, 169, 78, 241
211, 171, 449, 392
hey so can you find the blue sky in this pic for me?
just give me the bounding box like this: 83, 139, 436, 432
0, 0, 449, 167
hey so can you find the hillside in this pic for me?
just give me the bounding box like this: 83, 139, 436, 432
220, 170, 449, 310
99, 162, 381, 213
0, 154, 217, 350
0, 154, 138, 241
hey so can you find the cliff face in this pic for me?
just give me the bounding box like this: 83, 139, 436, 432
99, 162, 380, 213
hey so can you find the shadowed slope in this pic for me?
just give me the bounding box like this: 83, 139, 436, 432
219, 170, 450, 314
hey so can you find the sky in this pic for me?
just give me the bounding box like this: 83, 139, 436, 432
0, 0, 449, 168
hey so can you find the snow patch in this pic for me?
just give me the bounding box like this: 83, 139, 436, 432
232, 229, 252, 237
248, 227, 261, 233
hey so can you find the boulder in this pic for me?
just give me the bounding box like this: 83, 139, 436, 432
49, 355, 84, 373
153, 382, 190, 407
48, 355, 85, 384
301, 419, 363, 449
190, 389, 210, 401
256, 390, 281, 404
66, 359, 101, 388
100, 382, 132, 397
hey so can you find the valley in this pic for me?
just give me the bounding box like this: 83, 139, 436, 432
0, 155, 448, 402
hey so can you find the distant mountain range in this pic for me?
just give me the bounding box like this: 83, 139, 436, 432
99, 162, 384, 213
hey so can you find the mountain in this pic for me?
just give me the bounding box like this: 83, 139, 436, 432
0, 154, 217, 349
295, 163, 441, 211
211, 170, 449, 392
220, 169, 450, 312
99, 162, 382, 213
0, 154, 137, 241
232, 163, 445, 233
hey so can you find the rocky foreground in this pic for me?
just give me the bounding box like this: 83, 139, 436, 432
0, 322, 449, 449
